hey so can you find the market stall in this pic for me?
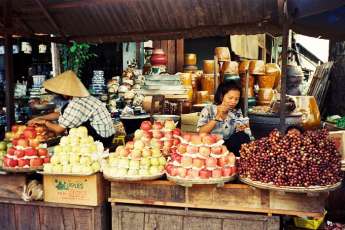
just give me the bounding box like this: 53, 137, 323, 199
0, 0, 345, 230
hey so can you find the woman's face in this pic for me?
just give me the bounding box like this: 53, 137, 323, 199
222, 89, 240, 109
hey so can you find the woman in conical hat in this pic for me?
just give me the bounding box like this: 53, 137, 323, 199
28, 70, 115, 147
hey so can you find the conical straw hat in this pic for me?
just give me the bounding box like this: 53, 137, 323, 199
43, 70, 90, 97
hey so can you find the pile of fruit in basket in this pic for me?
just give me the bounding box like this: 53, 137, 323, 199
239, 129, 342, 187
166, 133, 237, 180
43, 126, 102, 174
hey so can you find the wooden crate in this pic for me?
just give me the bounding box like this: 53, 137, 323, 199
0, 198, 109, 230
112, 204, 280, 230
44, 173, 107, 206
0, 173, 27, 200
109, 180, 327, 218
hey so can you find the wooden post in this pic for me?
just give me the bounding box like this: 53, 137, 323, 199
243, 70, 249, 117
4, 0, 15, 130
279, 0, 290, 132
51, 42, 61, 76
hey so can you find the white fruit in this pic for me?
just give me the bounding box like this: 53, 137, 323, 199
80, 156, 92, 166
91, 162, 100, 172
109, 157, 119, 167
151, 148, 161, 157
62, 164, 72, 173
149, 166, 160, 175
77, 126, 88, 138
127, 169, 139, 176
43, 163, 53, 173
72, 164, 82, 173
150, 157, 159, 166
54, 145, 63, 154
133, 140, 145, 150
139, 168, 149, 176
140, 158, 151, 166
81, 165, 93, 174
158, 156, 167, 166
117, 168, 128, 176
52, 164, 63, 173
129, 160, 140, 169
69, 154, 80, 164
50, 155, 61, 165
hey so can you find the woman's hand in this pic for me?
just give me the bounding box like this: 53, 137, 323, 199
216, 105, 229, 120
28, 118, 46, 126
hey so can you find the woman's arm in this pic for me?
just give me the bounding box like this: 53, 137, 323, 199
199, 120, 218, 134
28, 112, 60, 125
44, 120, 66, 135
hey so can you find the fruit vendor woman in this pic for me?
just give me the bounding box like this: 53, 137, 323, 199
28, 70, 115, 147
197, 81, 251, 156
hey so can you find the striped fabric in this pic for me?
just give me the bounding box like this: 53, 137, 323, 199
58, 96, 115, 138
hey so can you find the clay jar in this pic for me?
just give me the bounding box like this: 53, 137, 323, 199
265, 63, 281, 89
257, 74, 276, 88
222, 61, 239, 75
184, 53, 197, 66
201, 74, 215, 95
215, 47, 231, 62
180, 73, 192, 86
249, 60, 265, 75
150, 49, 167, 66
257, 88, 274, 105
290, 96, 321, 129
203, 60, 216, 74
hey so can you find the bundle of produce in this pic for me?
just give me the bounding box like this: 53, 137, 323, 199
4, 124, 56, 144
0, 141, 9, 168
43, 126, 102, 175
166, 132, 237, 184
2, 133, 50, 171
239, 129, 342, 188
133, 120, 181, 156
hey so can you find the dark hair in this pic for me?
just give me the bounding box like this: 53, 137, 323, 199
214, 81, 242, 108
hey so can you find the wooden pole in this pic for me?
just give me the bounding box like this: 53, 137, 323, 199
4, 0, 15, 130
279, 1, 289, 132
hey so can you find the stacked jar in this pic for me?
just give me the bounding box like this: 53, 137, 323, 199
150, 49, 167, 74
200, 60, 216, 104
184, 53, 198, 73
239, 60, 256, 106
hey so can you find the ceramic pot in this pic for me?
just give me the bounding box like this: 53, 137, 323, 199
215, 47, 230, 61
150, 49, 167, 66
203, 60, 216, 74
249, 60, 265, 75
184, 53, 197, 66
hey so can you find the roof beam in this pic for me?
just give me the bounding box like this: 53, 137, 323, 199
33, 0, 66, 38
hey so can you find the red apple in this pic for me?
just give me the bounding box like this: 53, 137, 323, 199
212, 168, 222, 178
152, 130, 164, 139
173, 138, 180, 146
211, 146, 223, 155
140, 121, 152, 131
23, 129, 37, 139
37, 148, 49, 157
7, 158, 18, 167
222, 167, 232, 177
218, 156, 229, 167
3, 157, 9, 167
18, 159, 30, 167
191, 135, 202, 145
30, 158, 43, 167
199, 169, 211, 179
228, 153, 236, 166
14, 149, 25, 158
170, 166, 179, 176
125, 141, 134, 150
202, 134, 218, 145
205, 157, 217, 168
177, 167, 187, 178
11, 125, 19, 133
222, 145, 229, 153
12, 138, 19, 146
172, 154, 182, 163
199, 146, 211, 157
164, 131, 173, 139
150, 139, 163, 149
230, 166, 237, 175
192, 158, 205, 169
165, 164, 174, 175
7, 147, 16, 156
152, 121, 163, 130
163, 139, 174, 148
172, 128, 181, 136
43, 157, 50, 163
25, 148, 38, 156
177, 144, 188, 154
17, 138, 29, 148
142, 130, 153, 139
182, 133, 192, 142
190, 169, 200, 178
35, 126, 45, 133
181, 156, 193, 168
186, 145, 199, 154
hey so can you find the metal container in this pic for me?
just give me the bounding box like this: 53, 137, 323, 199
184, 53, 197, 66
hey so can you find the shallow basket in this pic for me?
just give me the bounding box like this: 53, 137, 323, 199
167, 174, 237, 187
103, 172, 164, 182
239, 177, 342, 193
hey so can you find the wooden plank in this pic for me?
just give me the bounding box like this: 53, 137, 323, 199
145, 213, 183, 230
176, 39, 184, 72
110, 181, 185, 203
223, 219, 265, 230
74, 209, 93, 230
0, 174, 27, 200
61, 208, 77, 230
39, 206, 65, 230
168, 40, 176, 74
0, 203, 16, 230
120, 210, 144, 230
184, 216, 222, 230
15, 204, 40, 230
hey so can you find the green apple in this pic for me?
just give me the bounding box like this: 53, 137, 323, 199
59, 136, 69, 145
80, 156, 92, 166
69, 154, 80, 164
0, 141, 7, 151
72, 164, 82, 173
69, 127, 78, 137
0, 150, 6, 156
43, 163, 53, 173
70, 136, 80, 146
128, 169, 138, 176
77, 126, 88, 138
89, 144, 97, 154
50, 155, 61, 165
150, 157, 159, 166
142, 148, 152, 157
71, 145, 81, 154
62, 164, 72, 173
54, 145, 63, 154
149, 166, 160, 175
7, 142, 12, 149
158, 156, 167, 166
60, 156, 70, 166
140, 157, 151, 166
110, 167, 118, 176
139, 168, 150, 176
91, 162, 101, 172
63, 145, 73, 154
80, 145, 92, 155
52, 164, 63, 173
131, 149, 142, 159
158, 165, 164, 172
151, 148, 161, 157
129, 160, 140, 169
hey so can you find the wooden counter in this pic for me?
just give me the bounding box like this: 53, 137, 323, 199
109, 180, 327, 218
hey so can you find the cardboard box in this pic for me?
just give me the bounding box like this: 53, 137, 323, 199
181, 113, 199, 133
43, 173, 105, 206
329, 131, 345, 162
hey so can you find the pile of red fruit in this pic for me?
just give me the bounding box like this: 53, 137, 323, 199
239, 129, 342, 187
166, 133, 237, 180
5, 124, 55, 144
3, 126, 50, 169
134, 120, 181, 156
